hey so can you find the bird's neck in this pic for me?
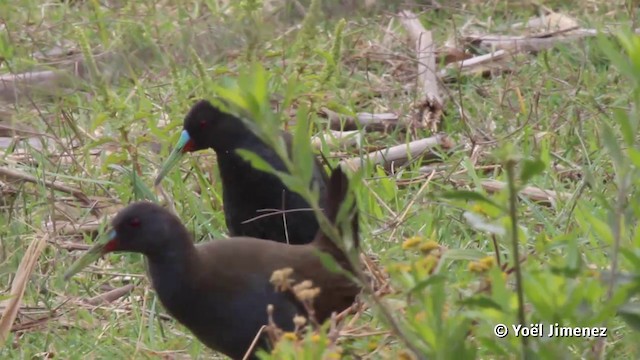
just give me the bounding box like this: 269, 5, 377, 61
146, 242, 200, 302
210, 121, 265, 154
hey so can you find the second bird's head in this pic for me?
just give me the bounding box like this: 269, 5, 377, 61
154, 100, 247, 186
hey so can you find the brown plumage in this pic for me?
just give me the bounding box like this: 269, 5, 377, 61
64, 167, 359, 360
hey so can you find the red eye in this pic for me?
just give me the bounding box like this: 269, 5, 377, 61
129, 218, 141, 227
199, 120, 206, 129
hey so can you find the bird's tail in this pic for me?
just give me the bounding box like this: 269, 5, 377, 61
312, 165, 359, 271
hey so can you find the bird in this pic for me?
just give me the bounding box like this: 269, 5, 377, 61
153, 99, 329, 245
65, 167, 360, 360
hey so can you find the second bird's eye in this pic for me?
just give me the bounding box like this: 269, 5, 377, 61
199, 120, 206, 128
129, 218, 141, 227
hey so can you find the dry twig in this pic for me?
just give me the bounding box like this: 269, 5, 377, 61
86, 284, 136, 306
321, 107, 402, 133
0, 233, 49, 345
480, 179, 570, 206
398, 10, 443, 132
0, 166, 100, 216
340, 133, 454, 171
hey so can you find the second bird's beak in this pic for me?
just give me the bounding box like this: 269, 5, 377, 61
154, 130, 194, 186
64, 230, 120, 280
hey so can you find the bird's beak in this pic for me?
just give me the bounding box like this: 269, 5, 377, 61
64, 230, 120, 280
154, 130, 195, 186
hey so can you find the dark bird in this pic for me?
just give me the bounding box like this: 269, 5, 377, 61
153, 99, 329, 245
65, 167, 360, 360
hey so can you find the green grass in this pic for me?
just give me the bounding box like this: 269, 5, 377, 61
1, 0, 640, 359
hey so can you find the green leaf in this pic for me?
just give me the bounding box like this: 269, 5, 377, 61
598, 33, 637, 80
213, 85, 249, 112
441, 190, 503, 210
583, 211, 615, 245
292, 105, 314, 187
523, 273, 555, 318
520, 158, 546, 184
441, 249, 486, 261
376, 165, 397, 202
458, 296, 503, 310
108, 165, 157, 202
236, 149, 279, 175
251, 63, 269, 107
621, 248, 640, 269
90, 112, 110, 132
618, 302, 640, 331
409, 274, 446, 294
314, 250, 345, 275
238, 148, 308, 198
613, 108, 635, 146
131, 171, 157, 202
627, 148, 640, 169
601, 122, 624, 171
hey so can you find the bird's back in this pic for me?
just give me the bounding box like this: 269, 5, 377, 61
216, 132, 328, 245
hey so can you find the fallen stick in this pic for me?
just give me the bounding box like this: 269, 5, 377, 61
0, 70, 75, 103
44, 219, 105, 236
467, 33, 587, 53
340, 133, 454, 171
86, 284, 135, 306
439, 49, 510, 78
480, 179, 570, 206
0, 233, 49, 345
398, 10, 441, 107
320, 107, 402, 133
0, 166, 99, 216
398, 10, 443, 131
465, 28, 640, 54
311, 130, 362, 150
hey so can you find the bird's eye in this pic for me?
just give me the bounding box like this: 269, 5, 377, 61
199, 120, 206, 129
129, 218, 141, 227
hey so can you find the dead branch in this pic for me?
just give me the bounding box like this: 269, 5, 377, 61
0, 233, 49, 345
44, 219, 105, 237
465, 27, 640, 54
480, 179, 570, 206
0, 70, 76, 103
340, 133, 454, 171
439, 49, 511, 79
320, 107, 402, 133
86, 284, 135, 306
466, 32, 586, 53
311, 130, 362, 150
0, 166, 100, 216
398, 10, 443, 132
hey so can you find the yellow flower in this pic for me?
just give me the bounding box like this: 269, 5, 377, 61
471, 203, 486, 215
419, 240, 440, 254
586, 269, 598, 277
468, 261, 483, 272
479, 256, 495, 269
416, 256, 438, 273
388, 263, 411, 273
367, 341, 378, 351
469, 257, 496, 273
398, 350, 415, 360
402, 236, 423, 250
326, 347, 343, 359
282, 332, 297, 341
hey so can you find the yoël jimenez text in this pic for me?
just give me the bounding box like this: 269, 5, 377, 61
512, 323, 607, 338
